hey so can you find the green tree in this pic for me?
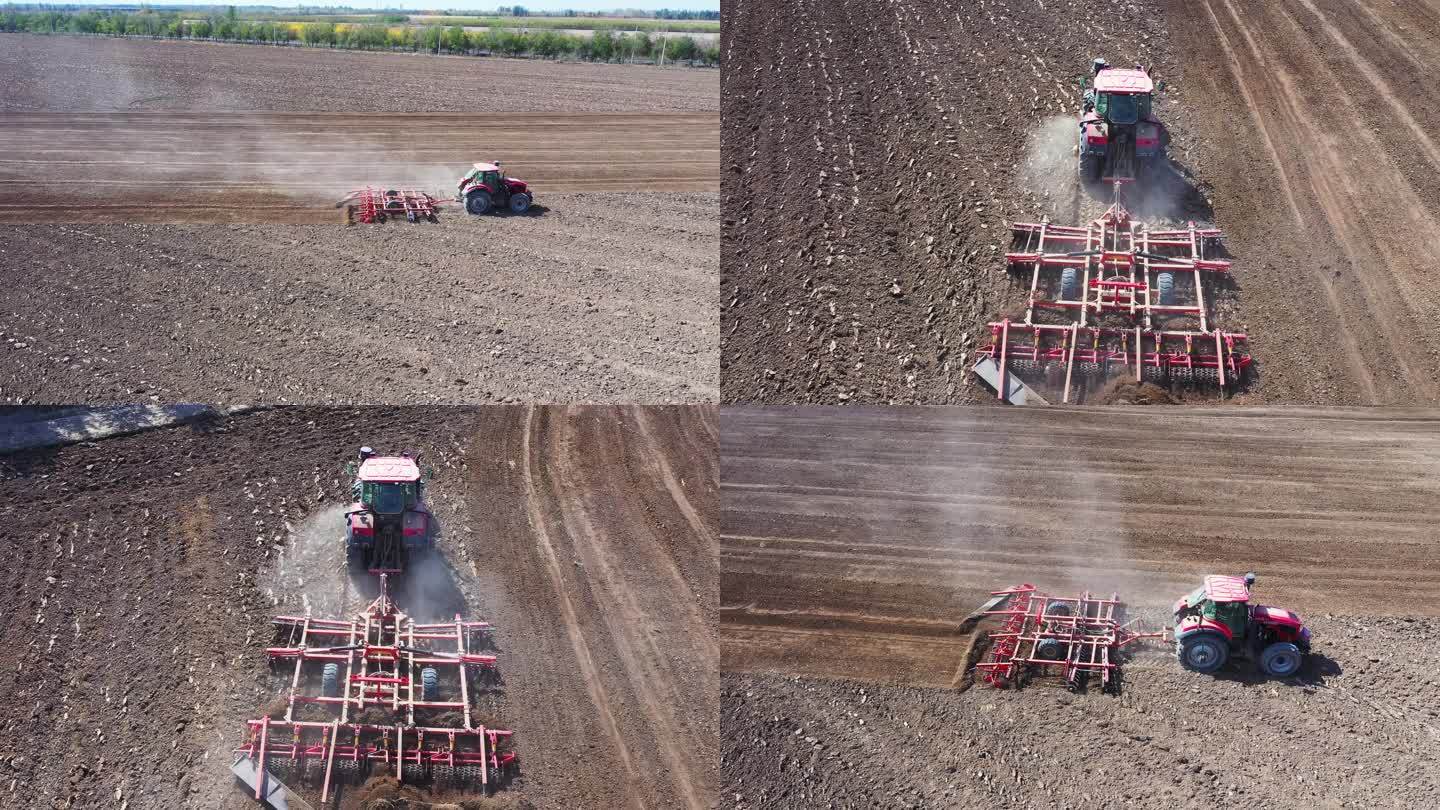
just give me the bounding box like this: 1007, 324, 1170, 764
444, 25, 466, 53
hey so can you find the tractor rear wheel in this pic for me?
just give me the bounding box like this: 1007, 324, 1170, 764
508, 192, 532, 214
466, 190, 493, 215
1079, 154, 1102, 183
322, 663, 340, 698
1260, 642, 1303, 678
421, 667, 439, 701
1060, 267, 1080, 301
1179, 633, 1229, 673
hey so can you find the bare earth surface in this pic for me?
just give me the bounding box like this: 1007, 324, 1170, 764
0, 194, 717, 404
0, 405, 717, 810
720, 406, 1440, 807
0, 40, 719, 404
0, 112, 720, 224
720, 0, 1440, 406
0, 34, 719, 114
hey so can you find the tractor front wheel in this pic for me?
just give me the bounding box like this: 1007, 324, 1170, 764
466, 190, 493, 215
1179, 633, 1229, 673
508, 192, 532, 214
1260, 642, 1303, 678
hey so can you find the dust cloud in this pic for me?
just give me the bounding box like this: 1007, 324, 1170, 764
261, 502, 357, 616
1018, 114, 1080, 206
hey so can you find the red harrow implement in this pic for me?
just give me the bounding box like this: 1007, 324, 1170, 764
341, 187, 446, 224
973, 584, 1166, 694
235, 575, 514, 804
976, 197, 1251, 403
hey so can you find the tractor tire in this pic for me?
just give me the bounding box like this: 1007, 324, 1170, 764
465, 190, 493, 215
1060, 267, 1081, 301
1156, 272, 1176, 306
508, 192, 532, 214
322, 663, 340, 698
1079, 154, 1103, 183
1179, 633, 1229, 674
1260, 642, 1303, 678
421, 667, 439, 701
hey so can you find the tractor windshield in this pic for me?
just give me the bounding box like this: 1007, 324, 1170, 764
364, 482, 415, 515
1103, 93, 1141, 125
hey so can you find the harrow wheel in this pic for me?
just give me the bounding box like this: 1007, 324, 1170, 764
322, 663, 340, 698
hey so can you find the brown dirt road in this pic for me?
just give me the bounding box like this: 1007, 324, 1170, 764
0, 112, 719, 224
0, 405, 716, 810
720, 406, 1440, 808
721, 0, 1440, 406
0, 33, 718, 114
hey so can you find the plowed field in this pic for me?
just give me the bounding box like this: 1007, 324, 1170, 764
0, 112, 718, 224
721, 406, 1440, 808
721, 0, 1440, 406
0, 405, 717, 809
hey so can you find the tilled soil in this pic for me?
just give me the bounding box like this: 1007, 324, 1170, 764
721, 0, 1440, 406
1163, 0, 1440, 404
722, 406, 1440, 684
0, 193, 717, 403
0, 34, 718, 114
720, 406, 1440, 806
0, 112, 720, 224
720, 0, 1192, 404
723, 614, 1440, 810
0, 404, 716, 810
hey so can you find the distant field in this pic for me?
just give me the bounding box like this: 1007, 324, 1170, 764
243, 13, 721, 33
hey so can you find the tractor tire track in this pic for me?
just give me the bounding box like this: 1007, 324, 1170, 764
1167, 0, 1440, 404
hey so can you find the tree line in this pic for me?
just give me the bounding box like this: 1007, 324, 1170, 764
0, 8, 720, 66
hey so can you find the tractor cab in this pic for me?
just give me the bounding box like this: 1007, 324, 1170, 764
355, 456, 423, 515
1078, 63, 1169, 182
1086, 67, 1155, 123
1172, 573, 1311, 678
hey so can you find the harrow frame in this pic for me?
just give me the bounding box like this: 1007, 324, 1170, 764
978, 195, 1252, 403
973, 584, 1166, 693
343, 187, 446, 224
237, 575, 514, 804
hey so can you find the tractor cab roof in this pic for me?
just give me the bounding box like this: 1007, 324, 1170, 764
1203, 575, 1251, 603
1094, 68, 1154, 95
472, 162, 501, 172
358, 456, 421, 483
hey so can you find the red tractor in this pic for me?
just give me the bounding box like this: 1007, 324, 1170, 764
458, 161, 533, 215
1173, 573, 1311, 678
1078, 59, 1171, 184
343, 448, 434, 574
